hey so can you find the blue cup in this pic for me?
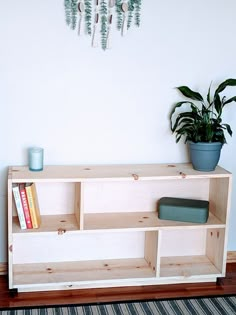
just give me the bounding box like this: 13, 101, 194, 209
28, 147, 44, 171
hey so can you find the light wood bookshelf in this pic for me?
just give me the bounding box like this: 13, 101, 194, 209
8, 163, 232, 292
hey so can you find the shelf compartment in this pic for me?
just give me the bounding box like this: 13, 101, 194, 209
12, 214, 80, 234
12, 231, 158, 265
160, 255, 222, 278
12, 258, 156, 287
159, 228, 225, 278
82, 179, 210, 214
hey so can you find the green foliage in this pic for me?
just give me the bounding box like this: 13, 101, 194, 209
134, 0, 141, 27
170, 79, 236, 143
116, 0, 141, 30
100, 0, 108, 50
63, 0, 142, 50
70, 0, 78, 30
64, 0, 72, 26
127, 11, 133, 29
84, 0, 92, 35
127, 0, 135, 29
116, 0, 123, 31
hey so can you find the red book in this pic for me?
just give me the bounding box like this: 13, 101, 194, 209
19, 183, 33, 229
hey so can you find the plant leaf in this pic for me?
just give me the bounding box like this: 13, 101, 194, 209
222, 123, 233, 136
215, 78, 236, 94
214, 93, 222, 114
223, 96, 236, 106
169, 101, 194, 119
207, 81, 212, 105
176, 86, 204, 101
171, 112, 197, 132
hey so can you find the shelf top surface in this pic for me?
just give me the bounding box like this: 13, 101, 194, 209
8, 163, 231, 182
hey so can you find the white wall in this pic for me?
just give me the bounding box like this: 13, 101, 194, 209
1, 0, 236, 263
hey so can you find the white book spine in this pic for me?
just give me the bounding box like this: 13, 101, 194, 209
12, 185, 27, 230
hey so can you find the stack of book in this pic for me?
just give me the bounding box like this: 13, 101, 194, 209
12, 183, 41, 229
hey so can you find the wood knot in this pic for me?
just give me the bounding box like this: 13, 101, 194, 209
179, 171, 186, 178
132, 173, 139, 180
58, 228, 66, 235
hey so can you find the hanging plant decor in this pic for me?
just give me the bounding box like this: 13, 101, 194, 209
116, 0, 123, 31
64, 0, 72, 26
106, 0, 115, 49
134, 0, 141, 27
100, 0, 108, 50
127, 1, 135, 30
71, 0, 78, 29
84, 0, 92, 35
77, 1, 85, 35
63, 0, 142, 50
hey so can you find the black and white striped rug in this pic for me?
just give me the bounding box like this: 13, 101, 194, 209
0, 296, 236, 315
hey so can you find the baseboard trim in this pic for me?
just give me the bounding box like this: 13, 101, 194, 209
227, 251, 236, 263
0, 252, 235, 276
0, 262, 7, 275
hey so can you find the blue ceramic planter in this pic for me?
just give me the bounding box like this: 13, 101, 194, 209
188, 142, 223, 172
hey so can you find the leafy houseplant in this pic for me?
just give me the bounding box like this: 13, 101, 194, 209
170, 78, 236, 171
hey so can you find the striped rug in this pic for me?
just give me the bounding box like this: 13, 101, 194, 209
0, 296, 236, 315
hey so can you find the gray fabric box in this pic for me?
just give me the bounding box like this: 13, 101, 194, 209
158, 197, 209, 223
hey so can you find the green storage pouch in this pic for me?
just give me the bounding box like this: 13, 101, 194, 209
158, 197, 209, 223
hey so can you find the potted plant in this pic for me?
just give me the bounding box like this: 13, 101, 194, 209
170, 78, 236, 171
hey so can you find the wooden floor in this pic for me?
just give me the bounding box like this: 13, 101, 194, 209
0, 263, 236, 309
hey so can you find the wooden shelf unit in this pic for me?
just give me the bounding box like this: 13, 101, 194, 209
8, 163, 232, 292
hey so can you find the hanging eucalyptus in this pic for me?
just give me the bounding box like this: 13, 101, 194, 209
127, 1, 135, 30
84, 0, 92, 35
134, 0, 141, 27
71, 0, 78, 30
63, 0, 142, 50
64, 0, 72, 26
116, 0, 123, 31
100, 0, 108, 50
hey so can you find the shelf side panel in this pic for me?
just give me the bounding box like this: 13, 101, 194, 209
206, 228, 225, 275
74, 182, 83, 229
209, 177, 231, 224
144, 231, 158, 276
8, 175, 13, 289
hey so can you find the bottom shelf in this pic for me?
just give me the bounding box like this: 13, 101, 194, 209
13, 258, 155, 287
12, 256, 223, 291
160, 255, 222, 279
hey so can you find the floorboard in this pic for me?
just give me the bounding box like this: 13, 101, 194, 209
0, 263, 236, 309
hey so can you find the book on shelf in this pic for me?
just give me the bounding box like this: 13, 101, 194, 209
12, 184, 27, 230
25, 183, 41, 228
19, 183, 33, 229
